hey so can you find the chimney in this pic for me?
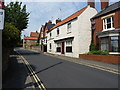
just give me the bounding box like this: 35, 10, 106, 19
56, 18, 61, 24
48, 20, 52, 24
101, 0, 109, 10
88, 0, 95, 8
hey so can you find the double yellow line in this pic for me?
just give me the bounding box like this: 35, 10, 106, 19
16, 51, 46, 90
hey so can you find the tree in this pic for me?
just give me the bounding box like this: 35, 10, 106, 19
5, 2, 30, 32
2, 23, 20, 48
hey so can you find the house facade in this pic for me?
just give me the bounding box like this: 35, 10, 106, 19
39, 21, 55, 52
23, 32, 39, 48
47, 2, 98, 58
91, 1, 120, 54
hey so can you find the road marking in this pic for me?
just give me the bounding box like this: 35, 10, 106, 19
16, 51, 46, 90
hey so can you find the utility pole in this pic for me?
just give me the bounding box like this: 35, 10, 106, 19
0, 0, 4, 89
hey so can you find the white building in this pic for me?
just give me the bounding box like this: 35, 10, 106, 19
47, 3, 98, 58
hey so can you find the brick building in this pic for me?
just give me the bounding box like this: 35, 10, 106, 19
91, 0, 120, 54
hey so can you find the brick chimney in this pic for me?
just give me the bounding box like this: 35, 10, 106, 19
101, 0, 109, 10
56, 18, 61, 24
48, 20, 52, 24
88, 0, 95, 8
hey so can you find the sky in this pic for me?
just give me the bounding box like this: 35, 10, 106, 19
5, 0, 120, 39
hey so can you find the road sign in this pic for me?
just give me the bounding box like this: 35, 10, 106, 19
0, 9, 4, 30
0, 1, 4, 9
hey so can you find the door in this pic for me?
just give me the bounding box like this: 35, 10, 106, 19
61, 42, 64, 54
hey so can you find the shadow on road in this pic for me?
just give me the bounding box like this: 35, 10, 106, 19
20, 52, 40, 56
35, 62, 63, 74
2, 55, 34, 89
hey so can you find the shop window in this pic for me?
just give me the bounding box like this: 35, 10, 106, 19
66, 40, 72, 52
56, 43, 61, 52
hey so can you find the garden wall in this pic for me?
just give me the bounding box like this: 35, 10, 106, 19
79, 54, 120, 64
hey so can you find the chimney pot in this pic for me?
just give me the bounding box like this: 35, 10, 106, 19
56, 18, 61, 24
100, 0, 109, 10
88, 0, 95, 8
48, 20, 52, 24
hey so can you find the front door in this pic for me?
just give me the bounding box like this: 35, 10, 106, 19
61, 42, 64, 54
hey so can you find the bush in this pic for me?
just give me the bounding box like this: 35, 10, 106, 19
90, 43, 99, 51
88, 50, 109, 55
2, 23, 20, 48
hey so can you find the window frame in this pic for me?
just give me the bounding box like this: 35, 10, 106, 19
103, 16, 114, 30
66, 40, 72, 53
67, 22, 71, 33
57, 28, 59, 36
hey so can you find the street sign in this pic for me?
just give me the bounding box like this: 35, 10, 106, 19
0, 1, 4, 9
0, 9, 4, 30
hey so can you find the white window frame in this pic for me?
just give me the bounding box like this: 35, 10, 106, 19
67, 23, 71, 33
57, 28, 59, 36
103, 16, 114, 31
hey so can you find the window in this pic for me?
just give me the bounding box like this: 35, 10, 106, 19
50, 32, 52, 38
50, 43, 52, 49
100, 37, 109, 51
57, 28, 59, 36
103, 16, 114, 30
56, 43, 61, 52
111, 37, 118, 52
66, 40, 72, 52
67, 23, 71, 33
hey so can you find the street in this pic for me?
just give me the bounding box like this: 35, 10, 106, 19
16, 48, 119, 88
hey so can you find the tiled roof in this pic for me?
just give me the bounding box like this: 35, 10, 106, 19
24, 37, 38, 40
49, 6, 87, 31
30, 32, 39, 37
92, 1, 120, 19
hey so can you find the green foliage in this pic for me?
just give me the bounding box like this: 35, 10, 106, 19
88, 50, 109, 55
5, 2, 30, 31
2, 23, 20, 48
90, 43, 99, 51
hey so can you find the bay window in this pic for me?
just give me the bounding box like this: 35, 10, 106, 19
111, 37, 118, 52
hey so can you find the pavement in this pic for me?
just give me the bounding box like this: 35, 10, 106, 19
15, 48, 119, 88
2, 52, 35, 89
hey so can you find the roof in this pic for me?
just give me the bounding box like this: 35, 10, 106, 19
92, 1, 120, 19
24, 37, 38, 40
46, 23, 55, 30
30, 32, 39, 37
49, 6, 87, 31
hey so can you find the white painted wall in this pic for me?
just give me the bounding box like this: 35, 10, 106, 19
47, 5, 98, 58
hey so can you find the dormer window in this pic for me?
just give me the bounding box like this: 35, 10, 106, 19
57, 28, 59, 36
67, 23, 71, 33
103, 16, 114, 30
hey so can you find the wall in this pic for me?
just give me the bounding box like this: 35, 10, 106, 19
78, 6, 98, 54
79, 54, 120, 64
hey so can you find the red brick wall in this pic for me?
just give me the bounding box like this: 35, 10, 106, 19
92, 10, 120, 45
79, 54, 120, 64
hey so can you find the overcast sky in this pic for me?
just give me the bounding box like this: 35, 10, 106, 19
5, 0, 120, 39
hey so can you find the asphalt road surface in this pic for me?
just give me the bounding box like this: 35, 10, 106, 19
16, 48, 119, 88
